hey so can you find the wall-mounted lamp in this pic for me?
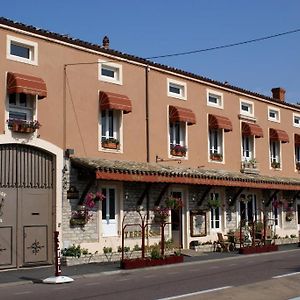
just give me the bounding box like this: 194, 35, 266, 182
124, 192, 129, 200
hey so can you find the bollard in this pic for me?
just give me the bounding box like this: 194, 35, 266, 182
43, 231, 74, 284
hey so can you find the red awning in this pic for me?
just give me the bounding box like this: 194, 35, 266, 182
269, 128, 289, 143
241, 122, 263, 138
209, 114, 232, 132
99, 91, 132, 114
7, 72, 47, 99
295, 134, 300, 145
169, 105, 196, 125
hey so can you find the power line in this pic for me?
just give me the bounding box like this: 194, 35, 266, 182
145, 28, 300, 60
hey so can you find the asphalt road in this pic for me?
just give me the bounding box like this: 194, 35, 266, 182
1, 249, 300, 300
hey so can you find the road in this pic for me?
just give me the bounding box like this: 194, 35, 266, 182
1, 249, 300, 300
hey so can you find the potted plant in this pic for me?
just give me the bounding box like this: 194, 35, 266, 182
101, 137, 120, 149
7, 119, 41, 133
207, 198, 221, 209
170, 144, 187, 157
210, 153, 223, 161
164, 196, 183, 210
271, 161, 280, 169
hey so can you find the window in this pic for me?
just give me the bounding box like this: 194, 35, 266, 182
8, 93, 34, 121
240, 100, 254, 117
242, 135, 254, 161
209, 129, 223, 161
240, 194, 257, 224
98, 60, 122, 85
210, 193, 220, 230
7, 35, 38, 65
268, 107, 280, 122
101, 187, 117, 237
296, 145, 300, 163
101, 110, 121, 150
169, 121, 187, 156
167, 79, 186, 100
207, 90, 223, 109
293, 113, 300, 128
270, 140, 281, 168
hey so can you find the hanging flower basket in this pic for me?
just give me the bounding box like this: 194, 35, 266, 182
153, 207, 169, 223
164, 196, 183, 210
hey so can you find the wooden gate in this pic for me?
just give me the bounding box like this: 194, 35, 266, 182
0, 144, 54, 269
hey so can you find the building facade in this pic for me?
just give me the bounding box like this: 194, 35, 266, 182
0, 17, 300, 269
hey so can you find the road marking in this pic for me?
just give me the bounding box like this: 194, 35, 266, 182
144, 274, 156, 278
167, 271, 179, 275
228, 263, 237, 266
14, 291, 32, 295
116, 278, 130, 282
156, 286, 233, 300
85, 282, 100, 286
273, 272, 300, 279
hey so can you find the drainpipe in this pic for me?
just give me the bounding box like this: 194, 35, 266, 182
145, 65, 150, 220
145, 65, 150, 163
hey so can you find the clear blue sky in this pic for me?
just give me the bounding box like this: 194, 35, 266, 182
3, 1, 300, 103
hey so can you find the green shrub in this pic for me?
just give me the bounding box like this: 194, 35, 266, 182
103, 246, 112, 254
61, 244, 89, 258
150, 245, 161, 259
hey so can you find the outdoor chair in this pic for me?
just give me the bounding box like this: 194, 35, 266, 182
215, 232, 230, 252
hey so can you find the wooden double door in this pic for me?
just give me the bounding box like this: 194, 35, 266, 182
0, 144, 54, 269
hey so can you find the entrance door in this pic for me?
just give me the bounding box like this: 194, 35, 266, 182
170, 191, 182, 248
0, 144, 54, 269
297, 204, 300, 231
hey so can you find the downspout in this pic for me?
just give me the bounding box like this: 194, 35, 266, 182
145, 65, 150, 220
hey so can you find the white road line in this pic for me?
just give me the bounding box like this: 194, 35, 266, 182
168, 271, 179, 275
116, 278, 130, 282
14, 291, 32, 295
156, 286, 233, 300
85, 282, 100, 286
144, 274, 156, 278
228, 263, 237, 266
273, 272, 300, 279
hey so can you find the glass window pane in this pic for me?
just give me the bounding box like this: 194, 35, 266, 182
109, 188, 115, 219
19, 93, 27, 107
11, 43, 30, 59
9, 111, 27, 120
102, 188, 107, 220
9, 94, 16, 105
102, 67, 115, 78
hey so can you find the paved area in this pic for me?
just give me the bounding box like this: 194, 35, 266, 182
0, 244, 298, 287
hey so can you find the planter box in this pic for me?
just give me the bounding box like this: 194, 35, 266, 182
102, 142, 119, 149
239, 244, 278, 255
171, 149, 185, 157
191, 244, 214, 252
274, 238, 298, 245
120, 255, 184, 269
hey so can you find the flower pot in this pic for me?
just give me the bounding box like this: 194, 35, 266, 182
171, 149, 185, 157
102, 142, 119, 149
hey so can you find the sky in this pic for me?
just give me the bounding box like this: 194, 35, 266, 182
3, 0, 300, 103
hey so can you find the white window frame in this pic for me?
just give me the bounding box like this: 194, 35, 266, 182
169, 121, 187, 157
293, 113, 300, 128
210, 192, 221, 230
269, 140, 281, 168
268, 106, 280, 123
99, 109, 123, 152
7, 35, 38, 65
167, 79, 187, 100
209, 128, 223, 161
240, 99, 254, 117
98, 59, 123, 85
101, 186, 119, 237
207, 89, 223, 109
242, 135, 254, 161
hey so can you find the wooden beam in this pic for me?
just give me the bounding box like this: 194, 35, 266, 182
265, 190, 279, 207
197, 186, 212, 206
136, 183, 152, 206
154, 183, 170, 207
78, 177, 95, 205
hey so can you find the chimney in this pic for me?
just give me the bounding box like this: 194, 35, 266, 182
271, 87, 286, 102
102, 36, 110, 49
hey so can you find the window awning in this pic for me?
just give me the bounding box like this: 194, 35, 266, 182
269, 128, 289, 143
241, 122, 263, 138
7, 72, 47, 99
209, 114, 232, 132
295, 134, 300, 145
99, 91, 132, 114
169, 105, 196, 125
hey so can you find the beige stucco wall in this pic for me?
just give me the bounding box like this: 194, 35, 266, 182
1, 25, 300, 180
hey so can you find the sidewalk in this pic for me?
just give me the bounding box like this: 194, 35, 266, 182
0, 244, 298, 287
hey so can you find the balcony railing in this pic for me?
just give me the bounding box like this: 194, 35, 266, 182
240, 160, 260, 174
